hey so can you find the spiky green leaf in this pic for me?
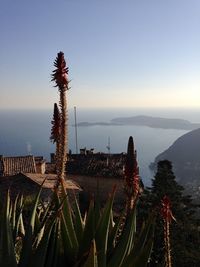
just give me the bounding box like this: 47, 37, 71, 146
95, 187, 116, 267
83, 239, 98, 267
18, 183, 44, 267
107, 206, 136, 267
0, 192, 17, 267
78, 200, 95, 263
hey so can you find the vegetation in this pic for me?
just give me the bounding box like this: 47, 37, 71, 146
0, 181, 155, 267
139, 160, 200, 267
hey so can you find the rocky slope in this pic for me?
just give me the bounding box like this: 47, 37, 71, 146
151, 128, 200, 199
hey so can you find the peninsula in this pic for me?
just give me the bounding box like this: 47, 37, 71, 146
75, 115, 200, 130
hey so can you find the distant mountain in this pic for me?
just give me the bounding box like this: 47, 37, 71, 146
111, 115, 200, 130
151, 128, 200, 197
75, 115, 200, 130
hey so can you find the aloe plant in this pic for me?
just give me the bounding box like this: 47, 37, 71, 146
0, 182, 155, 267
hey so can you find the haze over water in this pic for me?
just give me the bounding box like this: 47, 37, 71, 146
1, 108, 200, 185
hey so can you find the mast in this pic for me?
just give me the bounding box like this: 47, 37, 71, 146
106, 136, 111, 166
74, 106, 78, 154
107, 136, 111, 155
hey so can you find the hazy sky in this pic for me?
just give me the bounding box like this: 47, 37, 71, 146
1, 0, 200, 109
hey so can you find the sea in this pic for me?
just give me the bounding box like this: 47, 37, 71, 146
1, 107, 200, 185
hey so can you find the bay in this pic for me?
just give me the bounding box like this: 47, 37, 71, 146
1, 108, 199, 185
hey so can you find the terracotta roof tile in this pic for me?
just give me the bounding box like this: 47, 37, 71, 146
2, 156, 36, 176
23, 173, 81, 190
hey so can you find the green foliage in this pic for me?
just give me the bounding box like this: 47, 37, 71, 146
0, 187, 155, 267
140, 160, 200, 267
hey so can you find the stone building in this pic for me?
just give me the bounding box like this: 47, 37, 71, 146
0, 155, 81, 201
0, 172, 81, 201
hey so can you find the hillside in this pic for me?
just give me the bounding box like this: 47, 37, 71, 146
151, 128, 200, 198
111, 115, 200, 130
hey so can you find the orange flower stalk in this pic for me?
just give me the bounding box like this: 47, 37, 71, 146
161, 195, 175, 267
50, 103, 61, 144
51, 52, 69, 189
50, 103, 61, 173
52, 52, 69, 90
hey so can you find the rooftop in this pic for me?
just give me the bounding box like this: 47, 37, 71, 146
23, 173, 81, 190
1, 155, 36, 176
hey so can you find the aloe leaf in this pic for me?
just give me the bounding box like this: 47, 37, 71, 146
18, 183, 44, 267
44, 221, 58, 267
17, 195, 25, 237
12, 194, 19, 232
56, 219, 67, 267
78, 200, 95, 262
61, 192, 78, 250
107, 206, 137, 267
40, 199, 52, 226
12, 195, 21, 240
30, 194, 68, 266
73, 193, 84, 244
109, 209, 115, 230
29, 220, 55, 267
122, 224, 154, 267
134, 236, 154, 267
34, 195, 56, 236
107, 215, 122, 252
0, 192, 17, 267
54, 225, 62, 266
35, 225, 45, 248
34, 210, 42, 234
56, 190, 78, 263
128, 213, 155, 260
95, 187, 116, 267
83, 239, 98, 267
60, 210, 77, 264
8, 194, 13, 221
44, 218, 61, 267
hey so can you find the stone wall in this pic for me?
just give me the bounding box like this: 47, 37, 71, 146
67, 153, 126, 178
68, 174, 126, 212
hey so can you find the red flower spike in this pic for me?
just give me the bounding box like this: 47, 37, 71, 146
124, 136, 140, 195
161, 196, 175, 224
50, 103, 61, 143
51, 51, 69, 90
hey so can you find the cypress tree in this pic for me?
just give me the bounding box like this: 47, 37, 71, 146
143, 160, 200, 267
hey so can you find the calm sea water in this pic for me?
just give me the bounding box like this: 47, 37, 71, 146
1, 108, 200, 185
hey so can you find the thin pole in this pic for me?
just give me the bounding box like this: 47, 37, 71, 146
74, 106, 78, 154
106, 136, 111, 166
107, 136, 111, 155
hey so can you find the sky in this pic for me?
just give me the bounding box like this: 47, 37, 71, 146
0, 0, 200, 110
